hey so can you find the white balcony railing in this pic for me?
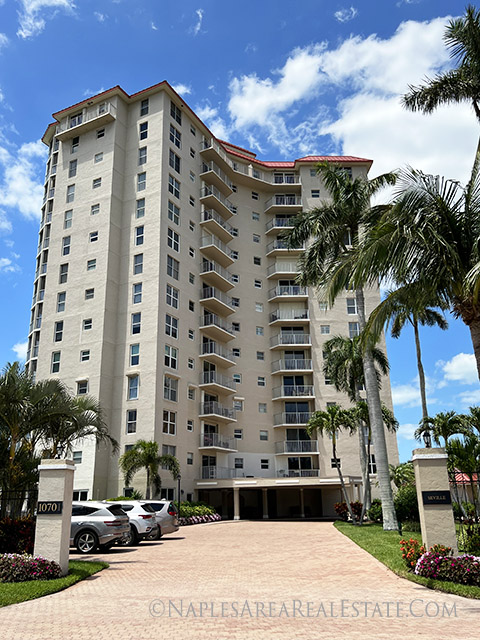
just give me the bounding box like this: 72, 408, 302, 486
274, 412, 313, 425
200, 433, 237, 450
270, 333, 311, 348
272, 385, 314, 399
200, 371, 236, 391
275, 441, 318, 454
272, 359, 312, 372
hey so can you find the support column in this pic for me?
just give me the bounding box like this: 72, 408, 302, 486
299, 488, 305, 518
233, 487, 240, 520
262, 488, 269, 519
34, 459, 75, 576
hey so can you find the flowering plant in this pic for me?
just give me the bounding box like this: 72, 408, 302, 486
415, 551, 480, 585
0, 553, 62, 583
399, 538, 426, 569
179, 513, 221, 526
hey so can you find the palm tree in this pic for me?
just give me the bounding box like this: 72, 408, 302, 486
365, 284, 448, 420
119, 440, 179, 499
306, 405, 358, 523
403, 5, 480, 124
415, 411, 466, 447
389, 462, 415, 489
285, 162, 399, 530
322, 335, 389, 511
447, 434, 480, 517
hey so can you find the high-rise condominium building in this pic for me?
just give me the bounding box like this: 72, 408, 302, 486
26, 82, 398, 519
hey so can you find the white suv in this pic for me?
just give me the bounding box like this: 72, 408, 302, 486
104, 500, 156, 545
141, 500, 179, 539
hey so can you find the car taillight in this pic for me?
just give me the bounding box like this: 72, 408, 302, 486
168, 508, 177, 516
139, 514, 153, 519
104, 520, 122, 526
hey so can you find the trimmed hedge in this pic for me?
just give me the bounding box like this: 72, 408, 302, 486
0, 554, 61, 583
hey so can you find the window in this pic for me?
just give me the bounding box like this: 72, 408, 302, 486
261, 459, 269, 470
310, 168, 317, 177
169, 124, 181, 148
319, 301, 328, 312
87, 259, 96, 271
133, 254, 143, 275
137, 172, 146, 191
62, 236, 71, 256
231, 250, 238, 260
256, 326, 264, 336
369, 454, 377, 474
167, 255, 179, 280
132, 312, 141, 334
258, 403, 267, 413
331, 458, 341, 469
54, 321, 63, 342
168, 201, 180, 225
170, 101, 182, 124
188, 329, 195, 340
232, 347, 241, 357
57, 291, 66, 312
232, 373, 242, 384
190, 147, 196, 158
189, 170, 195, 183
232, 322, 240, 332
320, 325, 330, 335
140, 98, 149, 116
188, 358, 195, 370
252, 191, 259, 200
126, 409, 137, 434
138, 147, 147, 165
231, 227, 239, 237
188, 300, 195, 312
167, 228, 180, 252
97, 129, 105, 139
130, 344, 140, 366
51, 351, 61, 373
128, 375, 139, 400
187, 387, 195, 400
80, 349, 90, 362
189, 220, 195, 232
187, 452, 193, 465
259, 430, 268, 441
77, 380, 88, 395
135, 225, 144, 246
349, 322, 360, 338
256, 351, 265, 361
132, 283, 142, 304
164, 344, 178, 369
168, 175, 180, 198
189, 195, 195, 207
85, 288, 95, 300
136, 198, 145, 219
83, 318, 92, 331
255, 302, 263, 312
166, 284, 179, 308
71, 137, 79, 153
163, 410, 176, 435
188, 246, 195, 258
187, 420, 194, 432
253, 233, 260, 243
231, 297, 240, 308
234, 458, 244, 469
139, 122, 148, 140
257, 376, 266, 387
311, 189, 320, 198
92, 177, 102, 189
231, 274, 239, 284
190, 124, 196, 135
253, 256, 261, 266
346, 298, 358, 315
252, 212, 260, 221
89, 231, 98, 243
91, 203, 100, 216
169, 149, 181, 173
64, 210, 73, 229
59, 264, 68, 284
254, 279, 262, 289
165, 314, 178, 339
234, 429, 243, 439
73, 451, 82, 464
94, 152, 103, 164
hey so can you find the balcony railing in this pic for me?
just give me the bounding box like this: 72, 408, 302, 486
200, 371, 236, 391
266, 263, 299, 276
265, 217, 295, 232
201, 161, 233, 190
200, 341, 236, 362
272, 385, 315, 399
270, 309, 309, 323
56, 102, 116, 136
265, 195, 302, 210
200, 465, 243, 479
272, 359, 312, 372
200, 138, 234, 169
200, 185, 236, 214
200, 234, 234, 258
275, 441, 318, 454
200, 433, 237, 450
200, 286, 234, 311
276, 469, 320, 478
268, 285, 307, 299
200, 260, 233, 284
199, 313, 235, 336
201, 209, 234, 235
200, 401, 236, 420
267, 240, 303, 253
274, 412, 314, 425
270, 333, 311, 348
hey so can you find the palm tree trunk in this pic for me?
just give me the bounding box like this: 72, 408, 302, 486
468, 319, 480, 381
413, 319, 429, 421
355, 390, 370, 520
146, 467, 151, 500
333, 439, 357, 523
356, 288, 398, 531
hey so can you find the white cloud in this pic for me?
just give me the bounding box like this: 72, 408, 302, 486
195, 104, 230, 140
334, 7, 358, 23
245, 43, 257, 54
391, 375, 437, 408
151, 22, 158, 31
191, 8, 204, 36
83, 87, 105, 97
397, 423, 418, 441
0, 33, 8, 50
438, 353, 478, 386
17, 0, 76, 39
172, 83, 192, 96
94, 11, 106, 23
12, 341, 28, 361
0, 209, 12, 233
0, 257, 19, 273
457, 389, 480, 407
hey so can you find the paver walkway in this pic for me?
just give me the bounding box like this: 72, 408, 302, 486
2, 521, 480, 639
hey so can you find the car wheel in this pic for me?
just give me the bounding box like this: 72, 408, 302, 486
146, 526, 162, 541
119, 524, 139, 546
75, 531, 99, 554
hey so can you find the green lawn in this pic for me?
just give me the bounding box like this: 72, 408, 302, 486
335, 521, 480, 600
0, 560, 108, 608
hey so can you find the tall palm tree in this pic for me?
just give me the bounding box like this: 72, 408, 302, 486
403, 5, 480, 124
306, 405, 358, 523
119, 440, 179, 499
364, 284, 448, 420
322, 335, 389, 511
447, 435, 480, 517
389, 462, 415, 489
415, 411, 466, 447
285, 162, 399, 530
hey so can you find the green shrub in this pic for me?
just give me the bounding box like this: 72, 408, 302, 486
0, 518, 35, 555
0, 554, 61, 583
458, 523, 480, 554
394, 484, 419, 524
368, 499, 383, 523
334, 502, 363, 521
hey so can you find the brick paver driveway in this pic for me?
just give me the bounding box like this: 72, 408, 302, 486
2, 521, 480, 639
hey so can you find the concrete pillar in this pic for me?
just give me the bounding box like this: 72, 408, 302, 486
412, 448, 458, 553
299, 488, 305, 518
233, 487, 240, 520
34, 459, 75, 576
262, 488, 269, 519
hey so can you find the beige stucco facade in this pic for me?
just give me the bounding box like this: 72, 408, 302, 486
26, 81, 399, 517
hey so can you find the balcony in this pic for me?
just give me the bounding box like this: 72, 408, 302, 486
268, 285, 308, 302
199, 401, 236, 424
55, 103, 116, 141
200, 138, 234, 175
270, 333, 311, 349
199, 433, 237, 452
275, 441, 319, 454
276, 469, 320, 478
200, 341, 237, 367
200, 286, 235, 316
274, 412, 314, 427
266, 262, 300, 278
200, 466, 243, 480
200, 260, 234, 291
200, 184, 236, 219
199, 371, 236, 394
200, 234, 235, 268
272, 359, 313, 374
231, 164, 301, 190
265, 217, 295, 234
201, 161, 233, 196
272, 385, 315, 400
269, 309, 309, 325
199, 313, 236, 342
266, 239, 304, 257
200, 209, 234, 243
265, 195, 302, 213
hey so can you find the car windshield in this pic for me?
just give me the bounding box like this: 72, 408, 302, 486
107, 504, 127, 516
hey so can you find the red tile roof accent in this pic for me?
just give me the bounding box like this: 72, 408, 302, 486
450, 471, 478, 483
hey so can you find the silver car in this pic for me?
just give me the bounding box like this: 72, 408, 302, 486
70, 501, 130, 553
105, 500, 156, 545
141, 500, 179, 539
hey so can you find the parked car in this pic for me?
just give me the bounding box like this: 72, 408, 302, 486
141, 500, 179, 540
70, 501, 130, 554
104, 500, 156, 545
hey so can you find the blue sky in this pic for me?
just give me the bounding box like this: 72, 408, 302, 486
0, 0, 479, 463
